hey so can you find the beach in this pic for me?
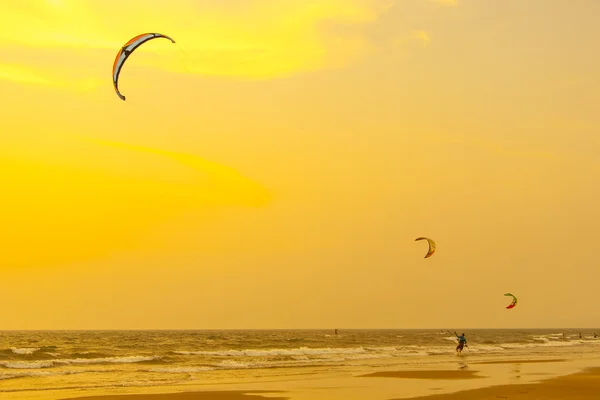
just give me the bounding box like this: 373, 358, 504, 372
0, 329, 598, 400
55, 364, 600, 400
364, 366, 600, 400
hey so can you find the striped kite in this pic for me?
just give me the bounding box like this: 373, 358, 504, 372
415, 237, 436, 258
112, 33, 176, 101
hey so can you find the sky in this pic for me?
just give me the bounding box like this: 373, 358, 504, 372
1, 0, 599, 329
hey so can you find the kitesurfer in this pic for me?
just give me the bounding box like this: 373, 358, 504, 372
454, 332, 468, 354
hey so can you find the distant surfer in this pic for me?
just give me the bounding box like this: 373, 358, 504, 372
594, 333, 597, 338
334, 329, 339, 335
454, 332, 468, 355
579, 333, 582, 339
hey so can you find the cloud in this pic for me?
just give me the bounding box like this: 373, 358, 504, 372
391, 30, 431, 48
430, 0, 458, 6
76, 136, 271, 207
412, 30, 431, 47
0, 62, 103, 91
0, 0, 393, 80
0, 63, 54, 86
0, 135, 270, 268
430, 135, 559, 161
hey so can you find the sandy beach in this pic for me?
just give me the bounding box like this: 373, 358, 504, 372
404, 367, 600, 400
359, 370, 483, 379
58, 365, 600, 400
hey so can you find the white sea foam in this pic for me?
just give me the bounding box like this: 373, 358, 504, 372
175, 346, 369, 357
0, 361, 54, 369
55, 356, 158, 365
10, 348, 40, 355
216, 360, 249, 369
144, 367, 214, 373
0, 370, 80, 380
172, 340, 597, 363
500, 341, 582, 349
0, 356, 159, 369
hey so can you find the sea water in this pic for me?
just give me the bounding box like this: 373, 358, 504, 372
0, 329, 598, 397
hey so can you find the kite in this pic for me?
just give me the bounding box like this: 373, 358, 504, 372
415, 237, 436, 258
112, 33, 176, 101
504, 293, 517, 309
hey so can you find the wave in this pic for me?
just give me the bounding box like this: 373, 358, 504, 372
143, 367, 214, 373
10, 348, 40, 355
4, 338, 595, 372
208, 357, 348, 370
0, 361, 54, 369
0, 370, 81, 381
500, 340, 600, 349
173, 346, 371, 357
170, 339, 600, 362
0, 356, 160, 370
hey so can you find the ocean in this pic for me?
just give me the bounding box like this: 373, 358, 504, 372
1, 329, 599, 398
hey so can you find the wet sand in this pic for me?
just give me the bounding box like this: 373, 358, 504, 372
60, 365, 600, 400
358, 370, 483, 380
470, 358, 567, 365
401, 367, 600, 400
60, 391, 289, 400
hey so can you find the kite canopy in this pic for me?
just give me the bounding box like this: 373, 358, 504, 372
504, 293, 518, 309
415, 237, 436, 258
112, 33, 176, 101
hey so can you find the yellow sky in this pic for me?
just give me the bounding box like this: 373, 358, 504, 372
1, 0, 599, 329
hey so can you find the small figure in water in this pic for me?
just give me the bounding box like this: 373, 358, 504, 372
579, 333, 582, 339
334, 329, 339, 335
454, 332, 468, 355
594, 333, 597, 338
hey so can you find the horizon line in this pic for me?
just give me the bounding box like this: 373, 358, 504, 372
0, 327, 597, 331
